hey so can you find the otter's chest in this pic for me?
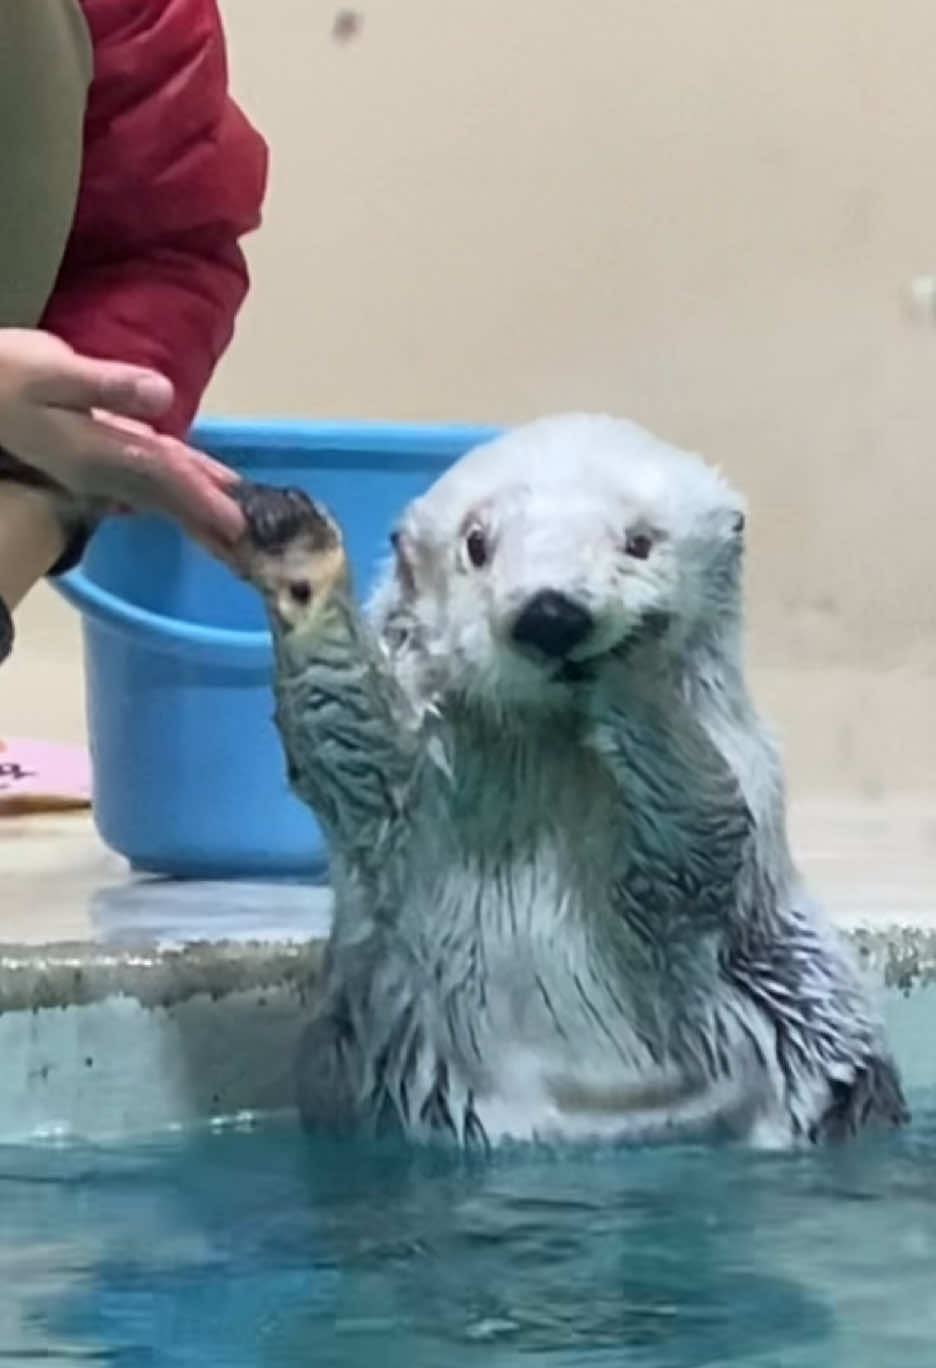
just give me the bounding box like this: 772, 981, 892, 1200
398, 832, 770, 1145
404, 729, 683, 1003
341, 738, 784, 1146
402, 779, 670, 1077
441, 727, 623, 884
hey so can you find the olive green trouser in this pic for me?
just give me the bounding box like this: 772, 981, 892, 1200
0, 0, 92, 327
0, 1, 92, 643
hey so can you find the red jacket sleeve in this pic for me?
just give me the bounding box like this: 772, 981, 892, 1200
39, 0, 269, 438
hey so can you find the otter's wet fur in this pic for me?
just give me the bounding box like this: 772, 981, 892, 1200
236, 414, 908, 1150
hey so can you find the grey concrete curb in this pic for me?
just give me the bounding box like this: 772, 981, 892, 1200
1, 926, 935, 1015
0, 925, 932, 1145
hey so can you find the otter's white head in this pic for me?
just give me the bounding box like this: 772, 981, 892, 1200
370, 414, 747, 711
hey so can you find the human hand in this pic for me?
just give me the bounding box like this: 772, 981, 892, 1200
0, 330, 244, 552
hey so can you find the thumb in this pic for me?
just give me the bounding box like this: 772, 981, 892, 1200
28, 352, 174, 421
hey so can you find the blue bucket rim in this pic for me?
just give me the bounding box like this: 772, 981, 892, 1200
190, 416, 502, 470
55, 416, 502, 667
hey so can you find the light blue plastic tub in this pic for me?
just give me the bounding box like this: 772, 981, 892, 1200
56, 419, 499, 879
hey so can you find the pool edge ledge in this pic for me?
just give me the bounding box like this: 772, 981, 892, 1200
3, 924, 936, 1011
0, 934, 325, 1145
0, 926, 932, 1146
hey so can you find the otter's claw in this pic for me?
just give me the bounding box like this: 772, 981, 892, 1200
233, 483, 339, 555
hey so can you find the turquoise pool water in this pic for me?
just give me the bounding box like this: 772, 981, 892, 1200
2, 1091, 935, 1366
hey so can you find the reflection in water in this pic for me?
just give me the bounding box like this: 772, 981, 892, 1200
0, 1097, 934, 1366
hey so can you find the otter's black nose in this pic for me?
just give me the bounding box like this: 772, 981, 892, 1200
511, 590, 594, 659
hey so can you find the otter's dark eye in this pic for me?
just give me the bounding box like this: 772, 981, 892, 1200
465, 526, 488, 569
625, 531, 653, 560
289, 580, 312, 605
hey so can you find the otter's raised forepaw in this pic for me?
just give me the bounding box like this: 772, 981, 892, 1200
233, 481, 348, 619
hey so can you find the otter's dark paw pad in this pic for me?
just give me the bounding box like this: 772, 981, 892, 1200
233, 482, 339, 554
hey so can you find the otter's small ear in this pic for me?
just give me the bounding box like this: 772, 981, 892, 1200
390, 527, 416, 598
702, 505, 746, 546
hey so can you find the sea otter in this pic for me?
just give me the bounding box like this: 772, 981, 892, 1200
235, 414, 907, 1149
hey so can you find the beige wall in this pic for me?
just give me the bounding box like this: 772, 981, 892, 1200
5, 0, 936, 795
213, 0, 936, 676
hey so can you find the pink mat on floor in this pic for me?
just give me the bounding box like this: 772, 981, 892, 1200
0, 738, 91, 814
